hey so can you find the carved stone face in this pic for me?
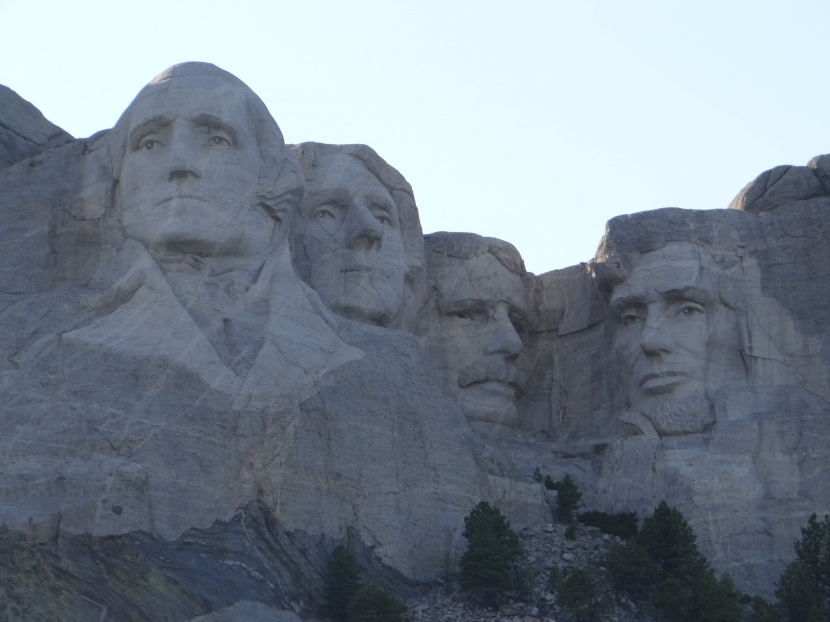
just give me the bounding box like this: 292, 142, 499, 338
610, 242, 721, 434
297, 153, 407, 326
423, 253, 527, 431
118, 80, 276, 258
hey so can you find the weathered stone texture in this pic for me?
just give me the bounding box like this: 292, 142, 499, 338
2, 63, 830, 616
0, 85, 73, 171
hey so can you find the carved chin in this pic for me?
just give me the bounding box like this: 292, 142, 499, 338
638, 396, 715, 436
458, 383, 519, 428
329, 296, 395, 326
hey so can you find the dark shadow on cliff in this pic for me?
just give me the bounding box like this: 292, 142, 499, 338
0, 500, 419, 621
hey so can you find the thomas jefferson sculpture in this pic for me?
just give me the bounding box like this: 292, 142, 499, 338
291, 142, 425, 329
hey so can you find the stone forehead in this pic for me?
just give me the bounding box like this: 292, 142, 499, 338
292, 142, 409, 192
438, 253, 526, 307
309, 151, 387, 188
148, 62, 248, 88
632, 241, 714, 271
114, 62, 286, 151
611, 242, 717, 300
128, 63, 259, 115
424, 232, 524, 278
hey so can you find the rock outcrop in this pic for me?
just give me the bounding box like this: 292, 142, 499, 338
1, 61, 829, 617
0, 85, 73, 171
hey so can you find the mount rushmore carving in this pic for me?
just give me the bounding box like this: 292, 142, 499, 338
2, 62, 829, 618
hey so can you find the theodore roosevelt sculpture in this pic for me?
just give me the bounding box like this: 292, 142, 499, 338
290, 142, 425, 329
416, 232, 528, 434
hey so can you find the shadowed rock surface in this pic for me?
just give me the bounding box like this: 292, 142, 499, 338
0, 85, 74, 172
0, 501, 416, 621
2, 64, 830, 617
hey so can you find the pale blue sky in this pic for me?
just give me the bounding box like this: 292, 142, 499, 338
2, 1, 829, 274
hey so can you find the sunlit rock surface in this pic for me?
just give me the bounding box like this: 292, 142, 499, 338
1, 62, 829, 616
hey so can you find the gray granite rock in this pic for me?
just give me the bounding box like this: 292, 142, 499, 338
291, 142, 426, 331
3, 63, 830, 615
522, 201, 830, 598
189, 602, 301, 622
0, 64, 483, 619
416, 232, 529, 436
0, 85, 73, 171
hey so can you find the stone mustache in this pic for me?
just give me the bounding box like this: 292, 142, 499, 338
1, 61, 830, 618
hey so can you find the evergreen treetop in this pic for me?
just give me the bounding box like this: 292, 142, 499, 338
458, 501, 524, 606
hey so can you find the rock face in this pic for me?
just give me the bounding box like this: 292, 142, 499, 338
1, 61, 830, 617
0, 85, 73, 171
0, 63, 484, 619
523, 205, 830, 596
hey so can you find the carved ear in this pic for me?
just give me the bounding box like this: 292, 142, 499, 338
255, 154, 304, 225
260, 198, 290, 224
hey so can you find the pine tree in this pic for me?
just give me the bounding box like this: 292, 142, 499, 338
555, 474, 582, 524
348, 583, 409, 622
323, 544, 363, 622
555, 567, 612, 622
776, 513, 830, 622
458, 501, 524, 606
607, 501, 745, 622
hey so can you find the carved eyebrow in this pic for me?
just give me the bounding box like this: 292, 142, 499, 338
363, 191, 397, 212
660, 286, 715, 305
302, 189, 397, 221
191, 114, 239, 144
608, 295, 643, 316
301, 191, 349, 217
128, 115, 172, 149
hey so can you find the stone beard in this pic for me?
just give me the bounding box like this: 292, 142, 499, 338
419, 237, 528, 433
609, 242, 742, 436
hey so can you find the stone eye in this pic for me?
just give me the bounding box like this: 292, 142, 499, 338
313, 207, 336, 222
678, 303, 704, 318
139, 139, 156, 151
211, 136, 231, 146
454, 311, 476, 320
620, 311, 642, 326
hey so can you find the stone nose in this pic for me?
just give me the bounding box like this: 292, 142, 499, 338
346, 203, 383, 251
167, 133, 202, 181
484, 304, 523, 358
639, 308, 672, 356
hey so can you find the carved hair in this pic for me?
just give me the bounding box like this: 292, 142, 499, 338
423, 231, 526, 278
